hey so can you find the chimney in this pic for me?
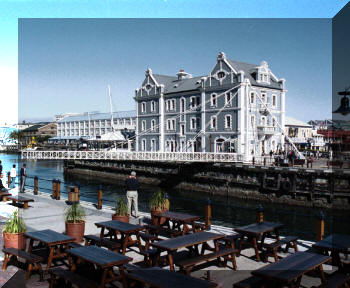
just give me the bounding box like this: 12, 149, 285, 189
176, 69, 192, 80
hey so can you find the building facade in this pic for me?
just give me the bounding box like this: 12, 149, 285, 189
134, 52, 286, 160
56, 111, 136, 142
22, 123, 57, 145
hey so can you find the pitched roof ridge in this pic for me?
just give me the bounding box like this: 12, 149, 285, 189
227, 58, 258, 67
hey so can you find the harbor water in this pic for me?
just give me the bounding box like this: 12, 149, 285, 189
1, 153, 349, 241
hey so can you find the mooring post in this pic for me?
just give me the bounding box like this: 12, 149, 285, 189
52, 179, 57, 199
97, 185, 103, 210
34, 176, 38, 195
205, 198, 211, 230
56, 179, 61, 200
316, 211, 325, 241
7, 172, 11, 188
74, 185, 80, 203
257, 204, 264, 223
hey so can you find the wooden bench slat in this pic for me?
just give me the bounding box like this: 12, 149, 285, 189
84, 234, 121, 250
49, 267, 98, 288
138, 232, 159, 242
2, 248, 43, 263
233, 276, 264, 288
176, 248, 237, 268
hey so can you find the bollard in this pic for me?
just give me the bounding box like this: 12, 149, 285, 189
52, 179, 57, 199
34, 176, 38, 195
257, 204, 264, 223
97, 185, 103, 210
7, 172, 11, 188
316, 211, 325, 241
205, 198, 211, 230
74, 186, 80, 203
56, 179, 61, 200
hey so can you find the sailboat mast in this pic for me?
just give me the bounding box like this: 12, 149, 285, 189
108, 85, 114, 132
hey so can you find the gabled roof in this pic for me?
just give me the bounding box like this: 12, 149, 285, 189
57, 110, 136, 123
285, 116, 312, 127
22, 124, 46, 132
227, 59, 282, 89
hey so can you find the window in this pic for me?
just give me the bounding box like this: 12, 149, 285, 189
180, 98, 185, 113
141, 139, 146, 151
225, 92, 231, 106
217, 71, 225, 79
211, 116, 217, 129
167, 118, 175, 130
141, 120, 146, 131
225, 115, 232, 129
180, 124, 185, 136
261, 93, 266, 103
172, 119, 175, 130
190, 97, 196, 109
171, 99, 176, 110
151, 139, 156, 151
151, 101, 155, 112
211, 94, 217, 107
145, 84, 152, 90
196, 96, 200, 106
196, 118, 201, 129
166, 100, 170, 111
190, 118, 196, 130
151, 119, 156, 131
141, 102, 146, 113
250, 92, 255, 104
167, 119, 171, 130
272, 117, 276, 127
250, 116, 255, 129
272, 95, 277, 107
261, 116, 266, 126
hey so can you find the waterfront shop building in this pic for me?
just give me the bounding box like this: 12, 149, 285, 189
134, 52, 286, 160
21, 122, 57, 145
54, 111, 136, 144
285, 116, 315, 151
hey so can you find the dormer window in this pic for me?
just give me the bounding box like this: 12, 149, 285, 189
217, 71, 226, 79
145, 84, 152, 91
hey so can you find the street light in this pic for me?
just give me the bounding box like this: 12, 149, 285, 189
333, 87, 350, 116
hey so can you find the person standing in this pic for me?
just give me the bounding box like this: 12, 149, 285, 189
10, 164, 16, 189
0, 175, 8, 192
125, 171, 139, 218
0, 160, 2, 175
20, 164, 27, 193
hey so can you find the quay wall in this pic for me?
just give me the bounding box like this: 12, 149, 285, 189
64, 160, 350, 210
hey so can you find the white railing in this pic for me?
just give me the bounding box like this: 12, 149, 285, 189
257, 125, 275, 135
21, 150, 243, 163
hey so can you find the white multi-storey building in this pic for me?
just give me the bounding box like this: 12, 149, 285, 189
135, 52, 286, 161
55, 111, 136, 142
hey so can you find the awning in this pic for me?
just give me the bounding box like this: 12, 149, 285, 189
87, 131, 126, 141
49, 136, 88, 141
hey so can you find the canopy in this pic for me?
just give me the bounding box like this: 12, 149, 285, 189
88, 131, 126, 141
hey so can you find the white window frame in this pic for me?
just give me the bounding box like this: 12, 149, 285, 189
250, 92, 255, 104
261, 92, 267, 103
151, 139, 156, 151
167, 119, 171, 130
250, 115, 256, 129
225, 92, 232, 106
151, 101, 156, 112
151, 119, 156, 131
225, 114, 232, 129
210, 116, 217, 130
261, 116, 266, 126
180, 124, 185, 136
210, 93, 217, 107
141, 139, 146, 151
190, 96, 196, 109
141, 102, 146, 113
171, 119, 175, 130
171, 99, 176, 111
190, 117, 196, 130
180, 98, 185, 113
272, 117, 276, 127
141, 120, 146, 131
272, 94, 277, 108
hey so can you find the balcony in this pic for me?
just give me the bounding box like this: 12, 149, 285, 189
257, 125, 275, 138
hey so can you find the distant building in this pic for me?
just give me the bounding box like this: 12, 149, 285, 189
21, 122, 57, 145
54, 113, 85, 122
285, 117, 313, 149
135, 52, 286, 160
55, 111, 136, 143
14, 123, 33, 130
307, 119, 333, 131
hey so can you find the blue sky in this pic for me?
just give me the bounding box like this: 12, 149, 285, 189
0, 0, 348, 124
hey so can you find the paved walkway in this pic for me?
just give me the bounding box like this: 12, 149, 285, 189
0, 189, 333, 288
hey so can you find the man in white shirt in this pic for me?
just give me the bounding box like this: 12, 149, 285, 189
10, 164, 16, 189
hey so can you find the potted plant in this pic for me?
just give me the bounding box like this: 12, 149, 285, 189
150, 191, 170, 225
112, 196, 129, 223
65, 203, 86, 243
2, 210, 26, 250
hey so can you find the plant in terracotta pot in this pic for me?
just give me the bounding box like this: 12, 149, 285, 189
150, 191, 170, 225
3, 210, 27, 250
112, 196, 129, 223
65, 203, 86, 243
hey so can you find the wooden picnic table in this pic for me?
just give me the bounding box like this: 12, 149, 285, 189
0, 191, 11, 202
95, 220, 145, 254
154, 211, 201, 235
67, 245, 132, 288
25, 229, 75, 270
151, 231, 225, 271
126, 267, 217, 288
234, 221, 284, 262
7, 195, 34, 209
252, 251, 331, 288
313, 234, 350, 268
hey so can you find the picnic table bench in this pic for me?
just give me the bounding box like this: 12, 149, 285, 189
126, 267, 218, 288
2, 247, 43, 280
0, 191, 11, 202
48, 267, 98, 288
84, 234, 121, 252
262, 236, 298, 262
7, 195, 34, 209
